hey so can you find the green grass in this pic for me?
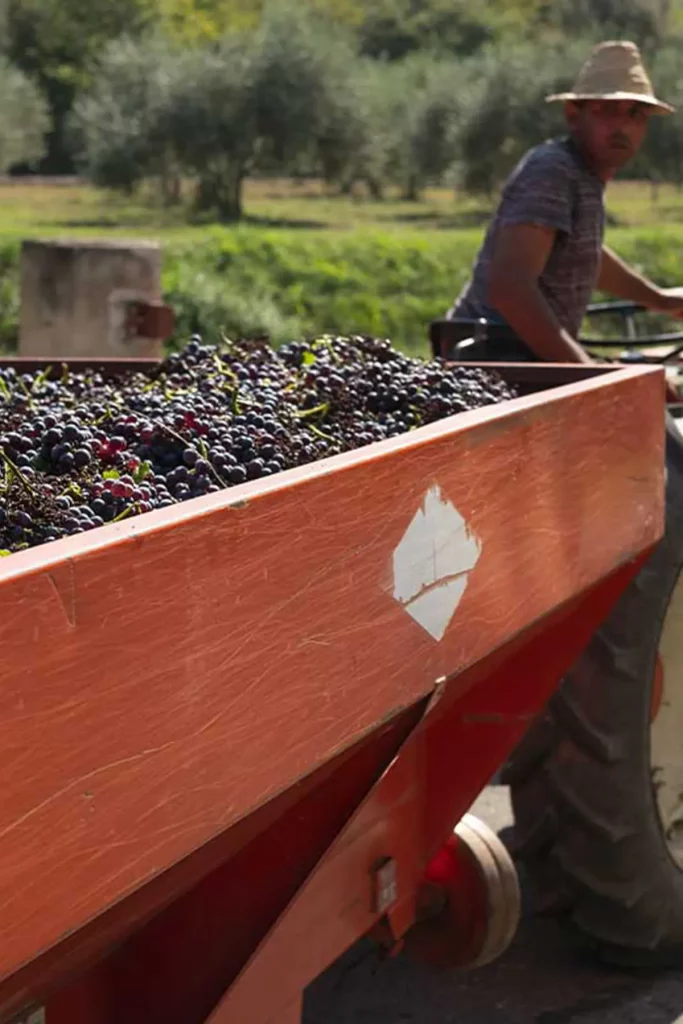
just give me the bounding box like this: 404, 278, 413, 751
1, 178, 683, 356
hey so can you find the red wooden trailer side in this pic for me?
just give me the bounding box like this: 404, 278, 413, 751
0, 361, 665, 1024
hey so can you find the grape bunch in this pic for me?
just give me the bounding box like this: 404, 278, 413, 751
0, 335, 517, 555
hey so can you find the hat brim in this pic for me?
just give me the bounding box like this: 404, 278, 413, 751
546, 91, 675, 115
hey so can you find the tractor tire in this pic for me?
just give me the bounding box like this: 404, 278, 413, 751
503, 412, 683, 967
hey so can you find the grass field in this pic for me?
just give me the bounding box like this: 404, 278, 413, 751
0, 176, 681, 236
1, 177, 682, 355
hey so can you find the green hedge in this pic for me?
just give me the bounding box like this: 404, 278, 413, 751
1, 226, 683, 356
162, 228, 482, 356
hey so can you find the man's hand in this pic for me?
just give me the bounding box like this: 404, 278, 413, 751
600, 248, 683, 320
650, 287, 683, 320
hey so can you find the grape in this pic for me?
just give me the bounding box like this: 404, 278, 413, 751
74, 448, 91, 469
0, 334, 517, 554
228, 465, 248, 485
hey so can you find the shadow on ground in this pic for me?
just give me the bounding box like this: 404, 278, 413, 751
303, 890, 668, 1024
241, 214, 328, 230
376, 209, 494, 230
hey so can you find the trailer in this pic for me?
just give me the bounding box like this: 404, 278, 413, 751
0, 356, 665, 1023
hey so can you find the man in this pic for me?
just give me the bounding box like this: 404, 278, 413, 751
448, 40, 683, 364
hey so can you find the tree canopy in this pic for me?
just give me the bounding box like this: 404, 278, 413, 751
4, 0, 683, 199
0, 55, 49, 172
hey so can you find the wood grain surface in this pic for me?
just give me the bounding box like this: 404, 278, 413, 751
0, 365, 664, 986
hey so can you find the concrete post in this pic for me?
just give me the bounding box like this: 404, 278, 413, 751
18, 239, 169, 359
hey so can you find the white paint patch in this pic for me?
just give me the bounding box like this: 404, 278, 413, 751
392, 485, 482, 641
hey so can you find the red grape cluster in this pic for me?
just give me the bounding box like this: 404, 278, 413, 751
0, 335, 517, 554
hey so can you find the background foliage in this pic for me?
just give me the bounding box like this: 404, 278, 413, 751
1, 0, 683, 357
1, 0, 682, 196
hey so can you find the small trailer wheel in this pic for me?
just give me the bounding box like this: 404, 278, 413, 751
404, 814, 521, 970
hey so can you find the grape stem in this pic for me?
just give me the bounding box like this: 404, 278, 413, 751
0, 447, 39, 498
158, 423, 228, 488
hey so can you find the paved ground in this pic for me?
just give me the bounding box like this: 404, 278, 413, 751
304, 786, 683, 1024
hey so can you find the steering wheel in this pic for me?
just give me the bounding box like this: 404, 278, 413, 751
582, 301, 683, 365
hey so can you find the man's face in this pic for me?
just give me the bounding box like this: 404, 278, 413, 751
565, 99, 653, 178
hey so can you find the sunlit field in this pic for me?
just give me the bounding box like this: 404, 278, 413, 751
0, 177, 681, 355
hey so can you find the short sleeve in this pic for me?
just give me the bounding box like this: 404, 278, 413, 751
498, 149, 573, 236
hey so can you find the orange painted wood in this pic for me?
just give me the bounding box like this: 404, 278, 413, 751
0, 365, 664, 990
208, 558, 645, 1024
270, 997, 302, 1024
0, 707, 425, 1023
29, 559, 646, 1024
28, 703, 427, 1024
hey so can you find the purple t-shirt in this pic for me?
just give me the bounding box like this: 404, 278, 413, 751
450, 137, 606, 338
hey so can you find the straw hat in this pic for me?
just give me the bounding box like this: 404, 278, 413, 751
546, 41, 675, 115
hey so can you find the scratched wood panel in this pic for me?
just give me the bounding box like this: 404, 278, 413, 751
0, 365, 664, 984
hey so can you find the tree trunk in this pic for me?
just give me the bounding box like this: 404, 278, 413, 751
230, 177, 245, 221
366, 176, 384, 201
194, 175, 218, 213
195, 163, 245, 222
402, 174, 420, 202
160, 168, 182, 207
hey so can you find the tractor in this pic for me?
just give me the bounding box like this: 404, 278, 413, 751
431, 301, 683, 967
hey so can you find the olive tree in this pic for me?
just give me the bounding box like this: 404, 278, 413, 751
70, 35, 179, 197
0, 58, 49, 172
164, 4, 364, 219
632, 45, 683, 188
2, 0, 156, 172
457, 41, 593, 196
159, 37, 257, 219
393, 55, 477, 200
538, 0, 668, 51
326, 55, 472, 201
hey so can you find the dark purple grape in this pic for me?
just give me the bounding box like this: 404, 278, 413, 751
0, 334, 516, 554
51, 443, 68, 462
43, 427, 61, 447
74, 448, 91, 468
228, 465, 248, 485
63, 424, 83, 443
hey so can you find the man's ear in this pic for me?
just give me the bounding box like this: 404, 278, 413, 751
564, 100, 580, 127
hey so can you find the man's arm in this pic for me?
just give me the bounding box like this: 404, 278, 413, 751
599, 246, 683, 317
598, 246, 665, 306
489, 224, 592, 364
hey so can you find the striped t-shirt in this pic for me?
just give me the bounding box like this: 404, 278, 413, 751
450, 137, 606, 338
